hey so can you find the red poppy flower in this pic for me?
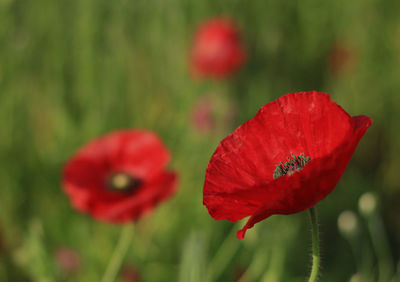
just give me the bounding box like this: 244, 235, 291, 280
203, 91, 372, 239
190, 18, 246, 79
63, 130, 178, 223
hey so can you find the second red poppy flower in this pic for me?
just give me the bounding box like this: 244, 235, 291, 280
63, 130, 178, 223
190, 18, 246, 79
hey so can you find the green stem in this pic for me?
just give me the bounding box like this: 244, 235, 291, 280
101, 224, 135, 282
205, 223, 241, 282
308, 207, 320, 282
367, 214, 394, 281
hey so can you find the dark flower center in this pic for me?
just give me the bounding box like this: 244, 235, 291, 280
273, 153, 311, 179
107, 172, 141, 193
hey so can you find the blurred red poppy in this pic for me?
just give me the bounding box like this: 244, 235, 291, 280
190, 94, 238, 135
121, 265, 141, 282
203, 91, 372, 239
55, 247, 81, 274
328, 42, 357, 75
63, 130, 178, 223
190, 18, 246, 79
190, 96, 215, 133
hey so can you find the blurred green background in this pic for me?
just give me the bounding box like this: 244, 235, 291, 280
0, 0, 400, 281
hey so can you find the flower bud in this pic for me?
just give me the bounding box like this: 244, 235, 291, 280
358, 192, 377, 217
337, 211, 358, 236
349, 273, 362, 282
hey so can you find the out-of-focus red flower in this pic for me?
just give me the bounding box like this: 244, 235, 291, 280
203, 91, 372, 239
121, 265, 141, 282
190, 96, 215, 133
190, 18, 246, 79
55, 247, 81, 274
190, 94, 238, 135
328, 42, 357, 75
233, 265, 252, 282
63, 130, 178, 223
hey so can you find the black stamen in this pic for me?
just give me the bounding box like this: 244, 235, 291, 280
273, 153, 311, 179
107, 172, 142, 193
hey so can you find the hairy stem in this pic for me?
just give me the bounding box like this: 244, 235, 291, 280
308, 207, 320, 282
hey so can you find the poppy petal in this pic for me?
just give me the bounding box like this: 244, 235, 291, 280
236, 207, 273, 240
101, 130, 171, 180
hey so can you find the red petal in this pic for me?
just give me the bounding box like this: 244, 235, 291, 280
99, 130, 171, 180
63, 130, 170, 194
236, 207, 274, 240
